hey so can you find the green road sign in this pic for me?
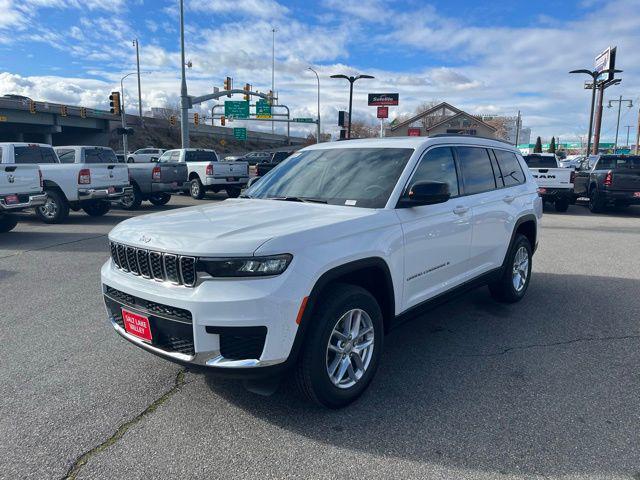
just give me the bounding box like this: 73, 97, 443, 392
256, 99, 272, 119
233, 127, 247, 140
293, 118, 314, 123
225, 101, 249, 119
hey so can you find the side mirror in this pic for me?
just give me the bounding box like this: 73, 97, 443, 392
399, 181, 450, 207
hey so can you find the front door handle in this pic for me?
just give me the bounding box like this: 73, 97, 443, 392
503, 195, 515, 203
453, 206, 469, 215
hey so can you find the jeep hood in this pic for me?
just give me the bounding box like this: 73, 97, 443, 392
108, 198, 377, 257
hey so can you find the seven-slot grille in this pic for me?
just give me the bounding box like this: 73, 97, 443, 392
110, 241, 197, 287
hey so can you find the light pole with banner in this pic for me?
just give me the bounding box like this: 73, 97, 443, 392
330, 74, 375, 139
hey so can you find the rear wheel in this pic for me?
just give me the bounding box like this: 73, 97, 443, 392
148, 193, 172, 206
554, 197, 569, 212
82, 200, 111, 217
190, 177, 205, 199
295, 284, 383, 409
35, 189, 69, 224
0, 214, 18, 233
588, 188, 606, 213
489, 234, 532, 303
120, 185, 142, 210
225, 186, 241, 198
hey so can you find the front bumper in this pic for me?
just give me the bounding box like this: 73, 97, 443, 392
100, 259, 311, 374
151, 181, 187, 193
0, 192, 47, 211
79, 185, 132, 200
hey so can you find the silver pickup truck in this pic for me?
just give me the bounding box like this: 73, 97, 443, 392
119, 160, 188, 210
0, 151, 47, 232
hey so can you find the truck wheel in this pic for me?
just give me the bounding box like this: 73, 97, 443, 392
120, 185, 143, 210
295, 284, 383, 409
35, 189, 70, 224
225, 186, 241, 198
82, 200, 111, 217
554, 198, 569, 212
588, 188, 606, 213
190, 177, 205, 200
489, 234, 532, 303
0, 214, 18, 233
148, 193, 171, 206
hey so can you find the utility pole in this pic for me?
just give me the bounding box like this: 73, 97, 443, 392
624, 125, 633, 150
307, 67, 321, 143
179, 0, 190, 148
636, 106, 640, 154
133, 39, 143, 124
607, 95, 633, 153
120, 73, 136, 156
514, 110, 521, 146
271, 27, 277, 134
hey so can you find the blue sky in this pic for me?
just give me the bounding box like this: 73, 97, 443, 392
1, 0, 639, 141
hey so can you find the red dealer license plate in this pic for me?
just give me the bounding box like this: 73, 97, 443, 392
108, 186, 115, 194
4, 194, 19, 205
122, 308, 152, 342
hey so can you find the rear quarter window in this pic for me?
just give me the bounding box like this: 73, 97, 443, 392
493, 150, 526, 187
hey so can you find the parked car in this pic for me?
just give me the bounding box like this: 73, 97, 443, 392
160, 148, 249, 199
0, 143, 131, 224
255, 150, 293, 177
120, 154, 189, 210
559, 155, 584, 169
0, 154, 47, 232
523, 153, 574, 212
101, 136, 541, 408
127, 148, 165, 163
573, 154, 640, 212
240, 151, 271, 166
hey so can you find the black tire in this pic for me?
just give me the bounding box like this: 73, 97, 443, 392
148, 192, 171, 206
488, 234, 532, 304
35, 189, 70, 224
190, 177, 205, 200
554, 198, 570, 212
82, 200, 111, 217
0, 214, 18, 233
120, 185, 143, 210
588, 187, 606, 213
225, 186, 241, 198
295, 283, 384, 409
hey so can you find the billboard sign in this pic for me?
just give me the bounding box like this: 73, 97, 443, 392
377, 106, 388, 119
595, 46, 617, 81
368, 93, 399, 106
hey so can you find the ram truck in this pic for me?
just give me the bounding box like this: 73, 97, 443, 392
573, 154, 640, 212
0, 143, 131, 224
523, 153, 574, 212
102, 136, 541, 408
0, 152, 47, 232
160, 148, 249, 199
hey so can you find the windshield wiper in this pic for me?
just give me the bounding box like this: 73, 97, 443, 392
270, 196, 328, 204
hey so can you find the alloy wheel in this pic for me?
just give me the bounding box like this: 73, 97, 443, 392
512, 246, 529, 292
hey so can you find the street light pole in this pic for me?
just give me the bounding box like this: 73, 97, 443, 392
607, 95, 633, 153
271, 27, 277, 135
624, 125, 633, 149
330, 73, 374, 139
307, 67, 321, 143
120, 72, 136, 156
133, 39, 143, 124
179, 0, 189, 148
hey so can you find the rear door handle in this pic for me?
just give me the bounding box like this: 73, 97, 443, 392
453, 206, 469, 215
503, 195, 515, 203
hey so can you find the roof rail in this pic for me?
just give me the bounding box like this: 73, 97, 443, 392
429, 133, 514, 145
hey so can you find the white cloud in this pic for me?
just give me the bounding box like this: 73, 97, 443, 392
188, 0, 289, 19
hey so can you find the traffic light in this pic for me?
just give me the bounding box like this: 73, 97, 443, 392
223, 76, 232, 97
29, 100, 36, 114
109, 91, 121, 115
243, 83, 251, 101
80, 107, 87, 118
169, 115, 176, 126
60, 105, 68, 117
193, 112, 199, 126
220, 115, 226, 126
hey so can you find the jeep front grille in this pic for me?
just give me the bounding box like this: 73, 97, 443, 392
109, 241, 197, 287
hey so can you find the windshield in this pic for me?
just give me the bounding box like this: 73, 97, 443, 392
596, 155, 640, 170
84, 148, 117, 164
245, 147, 414, 208
185, 150, 218, 162
523, 155, 557, 168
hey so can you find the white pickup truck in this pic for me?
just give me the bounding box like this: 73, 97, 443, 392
158, 149, 249, 199
0, 151, 47, 232
523, 153, 574, 212
0, 143, 131, 223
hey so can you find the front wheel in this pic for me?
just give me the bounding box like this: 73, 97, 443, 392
82, 200, 111, 217
489, 234, 532, 303
148, 193, 171, 206
295, 284, 383, 409
190, 177, 205, 200
0, 214, 18, 233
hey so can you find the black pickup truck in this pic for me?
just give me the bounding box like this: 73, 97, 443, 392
573, 154, 640, 212
256, 151, 293, 177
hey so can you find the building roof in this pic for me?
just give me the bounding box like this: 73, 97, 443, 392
390, 102, 462, 131
424, 111, 497, 133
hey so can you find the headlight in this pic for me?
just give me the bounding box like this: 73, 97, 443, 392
197, 254, 292, 278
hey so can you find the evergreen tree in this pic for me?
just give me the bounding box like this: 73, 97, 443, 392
534, 136, 543, 153
548, 136, 556, 153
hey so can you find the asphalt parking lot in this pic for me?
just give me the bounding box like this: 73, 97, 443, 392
1, 198, 639, 480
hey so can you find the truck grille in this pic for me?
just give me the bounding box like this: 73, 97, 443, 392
110, 241, 197, 287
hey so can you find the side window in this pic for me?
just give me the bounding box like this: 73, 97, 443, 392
57, 149, 76, 164
455, 147, 496, 195
408, 147, 459, 197
170, 151, 181, 161
493, 150, 525, 187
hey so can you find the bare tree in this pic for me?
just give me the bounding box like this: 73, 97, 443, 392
349, 120, 378, 139
482, 117, 510, 141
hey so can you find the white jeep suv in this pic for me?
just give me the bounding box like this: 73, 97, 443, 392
101, 136, 542, 408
